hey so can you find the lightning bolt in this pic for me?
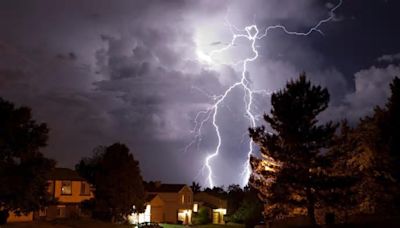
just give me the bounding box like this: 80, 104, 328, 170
189, 0, 342, 188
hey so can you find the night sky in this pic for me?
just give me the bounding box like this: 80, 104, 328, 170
1, 0, 399, 187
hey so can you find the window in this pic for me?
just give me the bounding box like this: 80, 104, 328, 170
57, 205, 66, 217
187, 195, 191, 203
61, 181, 72, 195
181, 195, 185, 204
39, 208, 47, 217
80, 182, 90, 195
193, 203, 198, 212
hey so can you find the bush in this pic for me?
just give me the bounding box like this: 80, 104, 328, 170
192, 207, 210, 225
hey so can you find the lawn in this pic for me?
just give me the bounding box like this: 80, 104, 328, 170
3, 220, 245, 228
161, 223, 244, 228
2, 218, 133, 228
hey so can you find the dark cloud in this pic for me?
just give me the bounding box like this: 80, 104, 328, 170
0, 0, 399, 186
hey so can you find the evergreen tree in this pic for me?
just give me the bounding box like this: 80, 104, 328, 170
249, 74, 339, 225
384, 77, 400, 181
342, 77, 400, 214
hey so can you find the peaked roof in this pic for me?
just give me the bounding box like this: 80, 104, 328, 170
47, 168, 86, 181
146, 193, 158, 202
146, 184, 187, 193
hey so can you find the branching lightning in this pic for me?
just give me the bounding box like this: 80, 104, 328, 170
189, 0, 342, 188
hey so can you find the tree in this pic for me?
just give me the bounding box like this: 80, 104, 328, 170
227, 184, 245, 215
384, 77, 400, 210
190, 181, 202, 193
0, 98, 55, 224
76, 143, 145, 222
339, 77, 400, 214
192, 207, 210, 225
383, 77, 400, 182
229, 186, 263, 228
203, 186, 227, 197
249, 74, 339, 225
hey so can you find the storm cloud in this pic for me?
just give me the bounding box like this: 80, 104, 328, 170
1, 0, 399, 186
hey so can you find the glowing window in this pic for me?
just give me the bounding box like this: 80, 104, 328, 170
61, 181, 72, 195
193, 203, 198, 212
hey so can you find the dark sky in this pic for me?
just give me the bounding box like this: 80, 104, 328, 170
1, 0, 399, 187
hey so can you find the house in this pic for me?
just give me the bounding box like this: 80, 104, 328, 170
7, 168, 94, 223
129, 182, 194, 225
194, 192, 228, 224
42, 167, 94, 220
127, 194, 164, 224
6, 212, 33, 223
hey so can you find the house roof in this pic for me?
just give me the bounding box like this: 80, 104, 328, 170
146, 193, 158, 202
194, 192, 228, 209
47, 168, 86, 181
146, 184, 187, 193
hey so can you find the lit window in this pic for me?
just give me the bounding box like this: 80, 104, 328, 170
61, 181, 72, 195
193, 203, 198, 212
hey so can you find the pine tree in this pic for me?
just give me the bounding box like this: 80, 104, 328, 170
249, 74, 338, 225
344, 77, 400, 214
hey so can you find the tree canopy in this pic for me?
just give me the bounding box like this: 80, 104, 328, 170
0, 98, 55, 224
332, 77, 400, 214
76, 143, 145, 222
249, 74, 341, 225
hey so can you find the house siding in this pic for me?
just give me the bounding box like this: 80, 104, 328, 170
7, 212, 33, 223
53, 180, 93, 203
148, 185, 194, 224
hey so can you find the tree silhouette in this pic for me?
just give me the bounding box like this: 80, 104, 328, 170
249, 74, 339, 225
227, 184, 244, 215
0, 98, 55, 224
190, 181, 202, 193
76, 143, 145, 222
384, 77, 400, 182
229, 186, 263, 228
337, 77, 400, 214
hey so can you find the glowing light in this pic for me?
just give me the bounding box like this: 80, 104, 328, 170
128, 204, 151, 225
189, 0, 342, 188
213, 208, 227, 215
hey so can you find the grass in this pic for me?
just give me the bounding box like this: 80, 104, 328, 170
2, 218, 133, 228
161, 223, 244, 228
3, 220, 245, 228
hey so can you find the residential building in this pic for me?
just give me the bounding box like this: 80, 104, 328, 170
129, 182, 193, 225
7, 168, 94, 223
6, 212, 33, 223
42, 167, 94, 220
194, 192, 227, 224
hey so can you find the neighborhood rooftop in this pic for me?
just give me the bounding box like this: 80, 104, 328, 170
47, 168, 85, 181
146, 183, 186, 193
